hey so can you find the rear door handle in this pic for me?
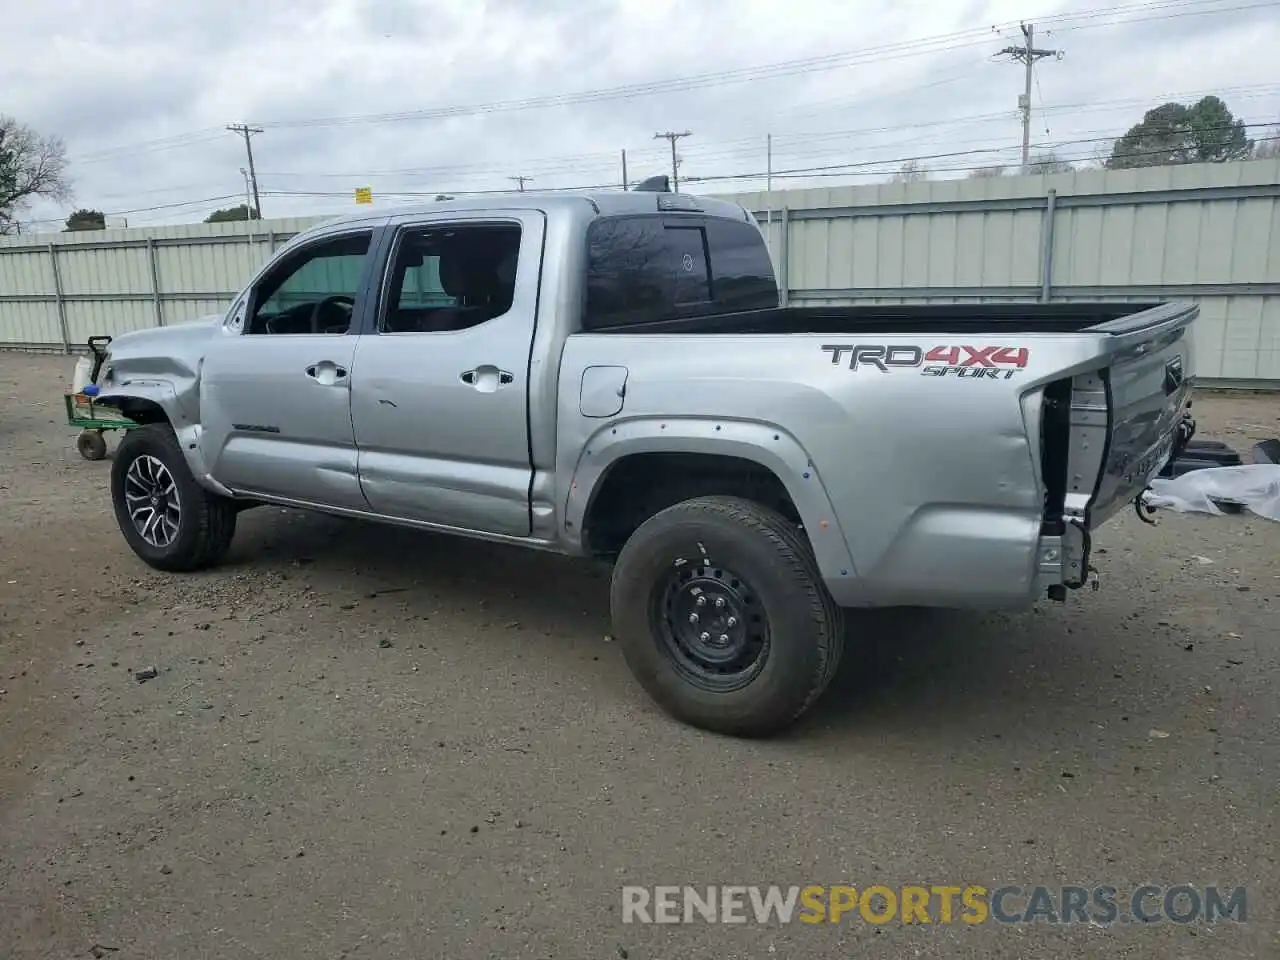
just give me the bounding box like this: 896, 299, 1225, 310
460, 366, 514, 392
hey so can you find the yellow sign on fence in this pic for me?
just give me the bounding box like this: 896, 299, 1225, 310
354, 187, 373, 205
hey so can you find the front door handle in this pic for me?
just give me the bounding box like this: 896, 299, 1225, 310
460, 365, 514, 393
305, 361, 348, 386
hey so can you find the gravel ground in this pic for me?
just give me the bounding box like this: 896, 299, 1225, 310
1, 350, 1277, 960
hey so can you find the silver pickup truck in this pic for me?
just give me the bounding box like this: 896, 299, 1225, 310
93, 185, 1197, 736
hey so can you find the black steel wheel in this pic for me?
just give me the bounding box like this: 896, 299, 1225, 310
110, 424, 237, 572
611, 495, 844, 738
652, 560, 770, 693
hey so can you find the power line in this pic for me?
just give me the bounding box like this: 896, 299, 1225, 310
1040, 0, 1278, 33
71, 128, 226, 164
242, 0, 1266, 131
246, 95, 1279, 191
56, 1, 1277, 171
1033, 63, 1052, 139
253, 30, 998, 129
74, 68, 1278, 174
20, 129, 1276, 231
97, 90, 1280, 211
678, 130, 1279, 185
258, 129, 1277, 202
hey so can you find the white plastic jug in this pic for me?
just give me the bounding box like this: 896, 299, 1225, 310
71, 356, 92, 394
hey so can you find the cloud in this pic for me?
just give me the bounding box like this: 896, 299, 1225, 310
1, 0, 1277, 228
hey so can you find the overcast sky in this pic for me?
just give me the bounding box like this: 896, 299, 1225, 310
3, 0, 1278, 229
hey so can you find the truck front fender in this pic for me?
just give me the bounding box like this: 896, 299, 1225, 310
94, 378, 231, 499
563, 416, 858, 583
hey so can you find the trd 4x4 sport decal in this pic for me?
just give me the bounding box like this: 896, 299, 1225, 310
820, 344, 1030, 379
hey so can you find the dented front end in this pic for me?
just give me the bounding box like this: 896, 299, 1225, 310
91, 314, 227, 490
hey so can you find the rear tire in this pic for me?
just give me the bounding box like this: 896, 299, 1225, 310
610, 495, 845, 738
110, 424, 237, 572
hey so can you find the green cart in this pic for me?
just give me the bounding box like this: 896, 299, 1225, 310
64, 335, 139, 461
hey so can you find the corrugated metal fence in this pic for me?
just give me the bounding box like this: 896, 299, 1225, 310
3, 159, 1279, 385
0, 218, 324, 350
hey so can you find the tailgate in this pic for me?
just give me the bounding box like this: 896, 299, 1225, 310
1068, 302, 1196, 529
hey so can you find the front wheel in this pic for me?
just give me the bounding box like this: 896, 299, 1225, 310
610, 496, 845, 738
110, 424, 237, 572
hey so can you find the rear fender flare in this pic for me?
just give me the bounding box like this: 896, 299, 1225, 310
563, 417, 858, 581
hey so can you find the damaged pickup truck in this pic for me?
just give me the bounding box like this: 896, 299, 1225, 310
91, 185, 1197, 736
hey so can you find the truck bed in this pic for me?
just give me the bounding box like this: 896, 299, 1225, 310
588, 301, 1165, 336
563, 297, 1196, 607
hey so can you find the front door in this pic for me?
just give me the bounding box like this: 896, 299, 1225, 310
199, 227, 380, 510
349, 211, 543, 536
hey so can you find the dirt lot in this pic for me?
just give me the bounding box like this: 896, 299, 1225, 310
1, 351, 1277, 960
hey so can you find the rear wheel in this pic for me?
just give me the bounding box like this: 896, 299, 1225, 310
110, 424, 237, 572
610, 495, 844, 737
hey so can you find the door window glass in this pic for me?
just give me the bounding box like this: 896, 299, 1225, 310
380, 223, 522, 333
247, 232, 372, 335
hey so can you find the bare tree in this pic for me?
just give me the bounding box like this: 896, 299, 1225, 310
968, 164, 1009, 179
0, 116, 71, 234
889, 159, 929, 183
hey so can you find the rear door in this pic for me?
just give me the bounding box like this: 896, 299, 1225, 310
349, 210, 544, 536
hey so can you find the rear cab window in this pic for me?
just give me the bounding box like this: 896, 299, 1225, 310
583, 214, 777, 329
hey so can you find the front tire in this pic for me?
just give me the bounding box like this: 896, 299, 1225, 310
610, 496, 845, 738
110, 424, 237, 572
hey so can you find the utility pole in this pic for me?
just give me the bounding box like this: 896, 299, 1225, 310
227, 123, 264, 218
509, 175, 533, 192
764, 134, 773, 255
766, 133, 773, 195
621, 149, 628, 190
998, 24, 1060, 170
240, 167, 256, 239
653, 131, 692, 191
